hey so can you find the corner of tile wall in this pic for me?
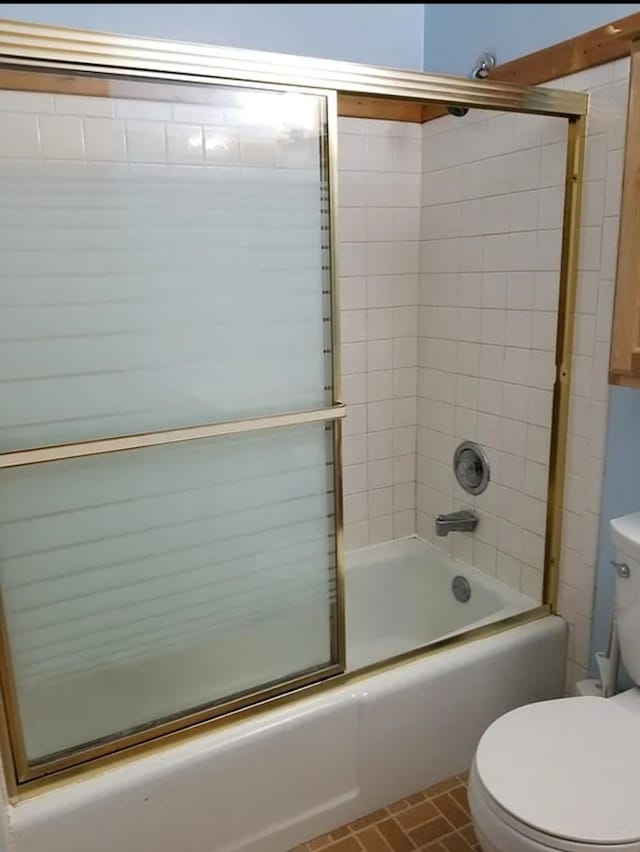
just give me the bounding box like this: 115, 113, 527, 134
414, 58, 626, 694
557, 57, 628, 694
338, 117, 421, 551
338, 58, 627, 694
417, 105, 563, 605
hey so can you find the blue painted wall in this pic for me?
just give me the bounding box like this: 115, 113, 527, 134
0, 3, 425, 68
591, 388, 640, 669
423, 3, 640, 75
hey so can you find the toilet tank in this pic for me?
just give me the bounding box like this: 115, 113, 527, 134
610, 512, 640, 685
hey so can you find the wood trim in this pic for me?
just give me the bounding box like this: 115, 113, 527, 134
609, 372, 640, 389
422, 103, 457, 123
609, 43, 640, 377
423, 10, 640, 123
0, 66, 340, 110
0, 66, 112, 95
337, 94, 423, 122
0, 67, 418, 122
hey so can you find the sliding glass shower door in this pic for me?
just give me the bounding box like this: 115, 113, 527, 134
0, 70, 343, 778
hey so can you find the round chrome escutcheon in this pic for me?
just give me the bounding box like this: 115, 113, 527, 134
453, 440, 490, 496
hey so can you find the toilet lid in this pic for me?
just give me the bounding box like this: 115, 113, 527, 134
475, 697, 640, 846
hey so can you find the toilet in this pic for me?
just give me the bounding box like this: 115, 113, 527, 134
468, 511, 640, 852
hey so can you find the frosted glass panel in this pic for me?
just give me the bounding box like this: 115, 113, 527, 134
0, 81, 331, 450
0, 423, 336, 761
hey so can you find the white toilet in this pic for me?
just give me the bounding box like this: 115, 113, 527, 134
468, 511, 640, 852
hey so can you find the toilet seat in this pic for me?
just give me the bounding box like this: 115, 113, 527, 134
472, 696, 640, 851
470, 762, 640, 852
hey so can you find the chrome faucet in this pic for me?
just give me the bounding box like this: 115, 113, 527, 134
435, 509, 478, 537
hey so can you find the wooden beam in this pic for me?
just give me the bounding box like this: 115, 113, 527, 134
337, 94, 424, 123
493, 12, 640, 84
422, 9, 640, 123
609, 43, 640, 379
609, 373, 640, 389
421, 103, 450, 122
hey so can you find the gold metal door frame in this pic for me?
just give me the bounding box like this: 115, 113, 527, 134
0, 19, 586, 115
543, 116, 586, 607
0, 18, 586, 798
0, 58, 346, 791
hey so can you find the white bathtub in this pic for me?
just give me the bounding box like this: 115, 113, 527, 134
347, 538, 535, 670
4, 540, 566, 852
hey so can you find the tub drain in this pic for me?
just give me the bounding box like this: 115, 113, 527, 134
452, 575, 471, 603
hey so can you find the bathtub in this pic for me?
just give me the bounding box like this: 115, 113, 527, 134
346, 538, 535, 670
5, 539, 566, 852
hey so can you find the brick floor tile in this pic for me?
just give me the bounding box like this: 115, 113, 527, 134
298, 772, 473, 852
449, 786, 470, 816
387, 799, 410, 814
395, 800, 439, 830
424, 777, 459, 797
458, 825, 477, 847
326, 836, 363, 852
377, 818, 416, 851
432, 793, 468, 829
441, 831, 472, 852
330, 826, 352, 841
357, 826, 393, 852
308, 835, 333, 850
409, 816, 451, 847
350, 809, 389, 831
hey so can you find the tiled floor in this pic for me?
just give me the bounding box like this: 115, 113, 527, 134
292, 772, 480, 851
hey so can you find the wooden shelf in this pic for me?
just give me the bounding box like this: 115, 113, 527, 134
609, 41, 640, 385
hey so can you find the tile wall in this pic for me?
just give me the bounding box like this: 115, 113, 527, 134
554, 58, 629, 691
338, 118, 422, 550
416, 107, 567, 604
413, 61, 628, 691
338, 60, 629, 693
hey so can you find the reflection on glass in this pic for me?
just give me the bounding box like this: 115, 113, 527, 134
0, 84, 331, 450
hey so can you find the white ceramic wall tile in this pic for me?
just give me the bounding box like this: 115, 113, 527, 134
124, 120, 168, 162
554, 64, 626, 693
38, 114, 85, 159
0, 112, 40, 158
166, 123, 204, 163
115, 99, 172, 121
419, 107, 565, 605
83, 117, 127, 161
0, 90, 54, 113
414, 64, 624, 695
54, 94, 114, 117
339, 119, 420, 549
